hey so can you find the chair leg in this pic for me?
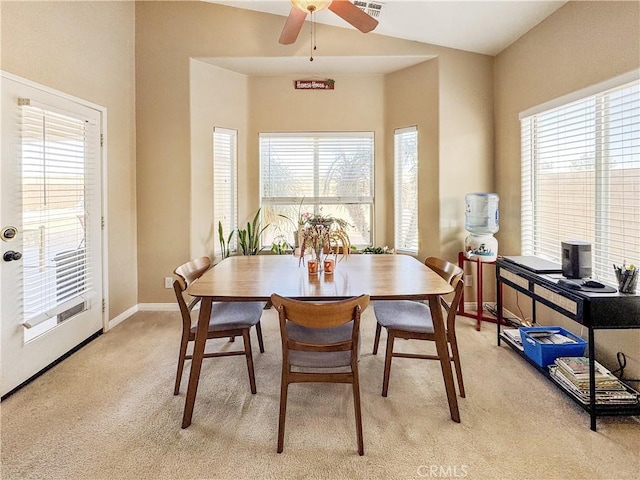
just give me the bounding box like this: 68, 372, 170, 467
256, 321, 265, 353
173, 332, 190, 395
242, 329, 257, 394
277, 378, 289, 454
372, 323, 382, 355
382, 331, 395, 397
352, 365, 364, 455
448, 335, 466, 398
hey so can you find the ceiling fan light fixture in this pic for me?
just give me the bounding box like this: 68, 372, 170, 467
291, 0, 332, 13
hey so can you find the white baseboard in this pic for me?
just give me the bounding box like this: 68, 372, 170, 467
464, 301, 478, 310
464, 301, 497, 310
138, 303, 179, 312
106, 303, 177, 331
107, 305, 138, 330
460, 302, 522, 323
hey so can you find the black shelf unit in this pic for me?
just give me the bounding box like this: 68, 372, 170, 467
496, 258, 640, 431
499, 333, 640, 417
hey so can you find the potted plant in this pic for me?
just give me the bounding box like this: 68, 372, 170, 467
218, 221, 233, 259
298, 213, 351, 268
270, 232, 293, 255
362, 245, 394, 254
238, 208, 270, 256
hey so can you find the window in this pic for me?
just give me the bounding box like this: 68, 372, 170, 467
20, 101, 100, 340
394, 126, 418, 253
260, 132, 374, 247
213, 127, 237, 256
521, 75, 639, 284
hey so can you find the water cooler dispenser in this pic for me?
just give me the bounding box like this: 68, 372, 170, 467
464, 193, 499, 262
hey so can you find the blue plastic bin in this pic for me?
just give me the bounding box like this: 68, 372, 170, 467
519, 326, 587, 368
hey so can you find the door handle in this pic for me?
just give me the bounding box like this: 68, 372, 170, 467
3, 250, 22, 262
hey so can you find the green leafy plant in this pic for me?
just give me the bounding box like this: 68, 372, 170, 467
270, 233, 293, 255
238, 208, 270, 255
218, 221, 233, 259
362, 245, 394, 254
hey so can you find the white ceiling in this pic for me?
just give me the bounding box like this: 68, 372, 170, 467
202, 1, 566, 76
210, 0, 567, 56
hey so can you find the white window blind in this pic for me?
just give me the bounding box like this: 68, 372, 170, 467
521, 78, 640, 284
394, 126, 418, 253
260, 132, 374, 247
213, 127, 237, 256
21, 102, 98, 329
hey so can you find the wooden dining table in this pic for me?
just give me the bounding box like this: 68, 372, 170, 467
182, 254, 459, 428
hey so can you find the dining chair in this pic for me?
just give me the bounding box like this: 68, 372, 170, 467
372, 256, 466, 398
271, 293, 370, 456
173, 257, 265, 395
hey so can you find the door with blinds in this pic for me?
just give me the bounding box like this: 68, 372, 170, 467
1, 74, 104, 396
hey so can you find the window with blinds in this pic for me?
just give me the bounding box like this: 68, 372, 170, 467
394, 126, 418, 253
213, 127, 238, 257
521, 77, 640, 284
21, 103, 97, 335
260, 132, 374, 247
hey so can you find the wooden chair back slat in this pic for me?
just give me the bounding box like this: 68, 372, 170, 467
425, 256, 463, 285
271, 294, 369, 328
174, 256, 211, 292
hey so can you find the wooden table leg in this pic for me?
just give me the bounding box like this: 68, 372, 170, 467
181, 296, 212, 428
428, 295, 460, 423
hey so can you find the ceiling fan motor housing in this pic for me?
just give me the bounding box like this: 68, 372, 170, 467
291, 0, 332, 13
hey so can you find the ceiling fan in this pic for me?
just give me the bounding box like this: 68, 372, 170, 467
279, 0, 379, 45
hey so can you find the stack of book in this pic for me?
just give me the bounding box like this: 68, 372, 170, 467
501, 328, 523, 351
549, 357, 639, 405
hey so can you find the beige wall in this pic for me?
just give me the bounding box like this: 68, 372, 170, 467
494, 1, 640, 375
247, 74, 385, 244
385, 60, 440, 258
136, 1, 494, 303
438, 52, 494, 262
495, 0, 640, 255
1, 1, 137, 320
384, 52, 494, 311
190, 60, 248, 260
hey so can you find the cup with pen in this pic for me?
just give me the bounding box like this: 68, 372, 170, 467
614, 263, 637, 294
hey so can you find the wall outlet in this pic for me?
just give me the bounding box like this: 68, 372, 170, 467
464, 275, 473, 287
164, 277, 173, 289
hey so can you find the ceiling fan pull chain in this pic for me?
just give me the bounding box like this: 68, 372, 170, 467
310, 10, 315, 62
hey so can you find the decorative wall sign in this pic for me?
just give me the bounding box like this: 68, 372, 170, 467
294, 79, 335, 90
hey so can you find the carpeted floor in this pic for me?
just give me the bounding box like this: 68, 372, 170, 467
1, 307, 638, 479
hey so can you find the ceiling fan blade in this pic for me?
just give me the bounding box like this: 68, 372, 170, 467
329, 0, 378, 33
279, 7, 308, 45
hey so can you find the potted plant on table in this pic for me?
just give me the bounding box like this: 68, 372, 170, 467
298, 213, 351, 271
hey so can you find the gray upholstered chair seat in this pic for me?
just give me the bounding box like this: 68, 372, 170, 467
189, 302, 264, 334
373, 300, 435, 334
286, 321, 353, 368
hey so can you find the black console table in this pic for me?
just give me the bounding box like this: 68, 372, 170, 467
495, 257, 640, 431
